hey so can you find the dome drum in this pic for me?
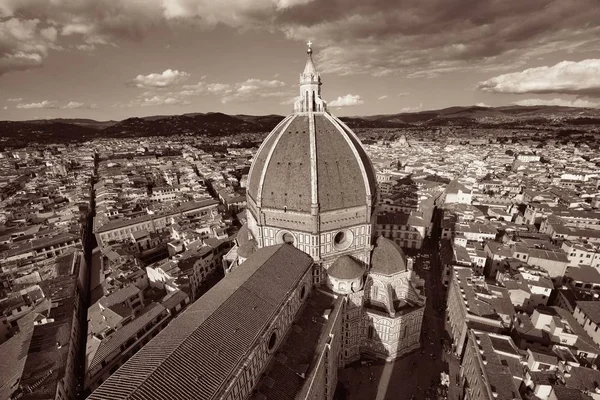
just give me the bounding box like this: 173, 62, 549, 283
247, 195, 371, 236
326, 255, 365, 294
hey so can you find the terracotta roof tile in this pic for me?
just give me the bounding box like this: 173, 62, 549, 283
89, 244, 313, 400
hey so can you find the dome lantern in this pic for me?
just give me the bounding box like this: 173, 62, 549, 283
295, 41, 327, 113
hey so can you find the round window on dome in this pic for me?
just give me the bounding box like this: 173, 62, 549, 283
282, 232, 294, 244
277, 231, 295, 245
333, 230, 354, 251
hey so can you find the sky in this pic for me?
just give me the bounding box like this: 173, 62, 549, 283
1, 0, 600, 121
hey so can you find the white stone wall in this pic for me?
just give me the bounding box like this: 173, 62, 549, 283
222, 269, 313, 400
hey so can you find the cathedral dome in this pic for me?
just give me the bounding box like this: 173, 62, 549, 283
247, 114, 376, 213
247, 44, 376, 214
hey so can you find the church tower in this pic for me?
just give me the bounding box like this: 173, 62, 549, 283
245, 42, 378, 283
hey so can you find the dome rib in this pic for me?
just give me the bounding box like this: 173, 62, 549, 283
325, 113, 375, 201
247, 114, 294, 203
332, 115, 378, 200
260, 115, 312, 212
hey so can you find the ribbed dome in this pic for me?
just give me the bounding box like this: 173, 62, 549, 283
328, 255, 365, 280
247, 113, 376, 213
371, 236, 408, 276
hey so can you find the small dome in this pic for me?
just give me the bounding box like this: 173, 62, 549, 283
328, 255, 365, 280
371, 236, 408, 276
236, 224, 252, 247
238, 239, 257, 259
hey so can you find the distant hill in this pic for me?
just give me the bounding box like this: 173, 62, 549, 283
1, 105, 599, 148
23, 118, 117, 130
101, 112, 282, 138
357, 105, 600, 126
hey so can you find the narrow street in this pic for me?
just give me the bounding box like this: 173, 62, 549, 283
339, 208, 450, 400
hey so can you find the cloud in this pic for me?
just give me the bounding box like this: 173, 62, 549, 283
16, 100, 59, 109
478, 59, 600, 96
0, 18, 58, 76
0, 0, 165, 76
378, 95, 388, 100
281, 96, 299, 105
141, 96, 191, 107
3, 0, 599, 78
512, 98, 600, 108
397, 92, 410, 97
329, 94, 364, 108
6, 97, 22, 102
76, 44, 96, 51
223, 79, 287, 103
283, 0, 600, 76
130, 69, 190, 89
3, 106, 7, 110
14, 100, 98, 109
180, 77, 288, 103
62, 101, 85, 109
399, 103, 423, 113
475, 102, 490, 107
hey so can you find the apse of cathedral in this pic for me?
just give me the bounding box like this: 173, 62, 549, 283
90, 43, 426, 400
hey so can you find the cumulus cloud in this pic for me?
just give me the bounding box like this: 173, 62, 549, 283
7, 97, 22, 102
329, 94, 364, 108
223, 79, 287, 103
180, 77, 288, 103
0, 18, 58, 75
478, 59, 600, 96
475, 102, 490, 107
378, 95, 388, 100
130, 69, 190, 89
3, 106, 7, 110
16, 100, 59, 109
512, 98, 600, 108
0, 0, 164, 76
62, 101, 85, 109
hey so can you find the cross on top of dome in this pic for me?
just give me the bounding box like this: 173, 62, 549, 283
307, 41, 313, 54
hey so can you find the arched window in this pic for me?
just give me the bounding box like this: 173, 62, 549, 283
305, 91, 309, 111
268, 331, 277, 352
